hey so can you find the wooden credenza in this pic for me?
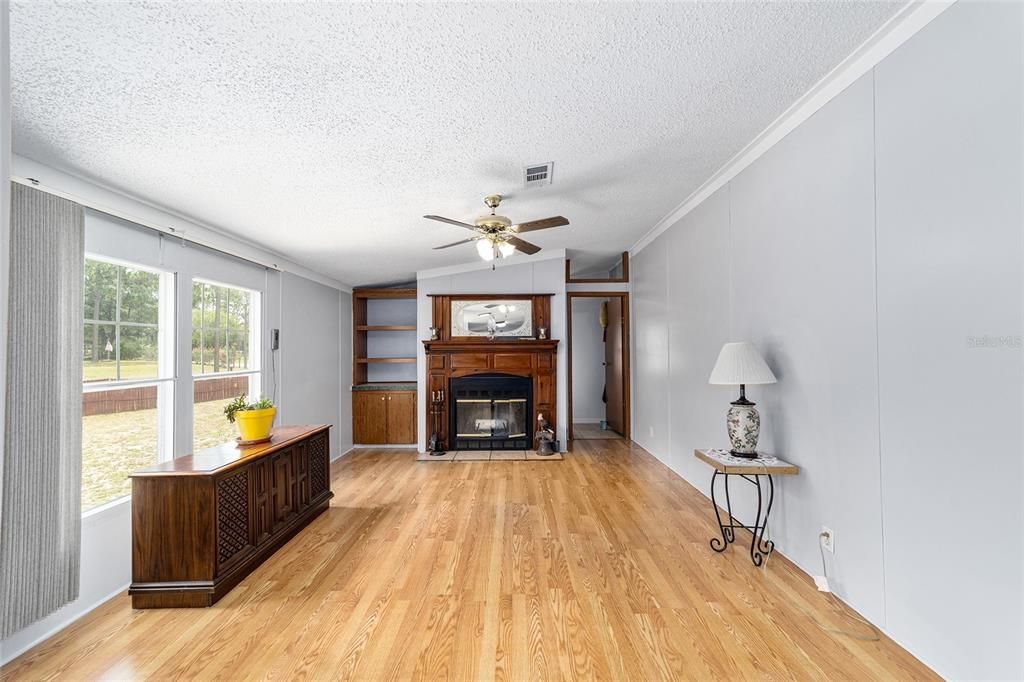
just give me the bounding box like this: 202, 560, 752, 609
129, 425, 332, 609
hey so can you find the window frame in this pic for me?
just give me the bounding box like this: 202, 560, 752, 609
190, 277, 262, 452
81, 254, 177, 514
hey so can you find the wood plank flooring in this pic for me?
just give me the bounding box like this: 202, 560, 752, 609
1, 439, 936, 681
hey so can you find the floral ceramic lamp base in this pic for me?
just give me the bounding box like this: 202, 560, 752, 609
726, 399, 761, 458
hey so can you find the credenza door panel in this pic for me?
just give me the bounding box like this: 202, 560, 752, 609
272, 450, 296, 528
252, 458, 273, 546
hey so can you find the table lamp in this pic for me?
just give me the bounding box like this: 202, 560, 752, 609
708, 342, 777, 458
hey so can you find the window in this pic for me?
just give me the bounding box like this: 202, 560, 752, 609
82, 257, 174, 512
192, 280, 261, 451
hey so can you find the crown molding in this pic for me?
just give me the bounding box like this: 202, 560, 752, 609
630, 0, 955, 256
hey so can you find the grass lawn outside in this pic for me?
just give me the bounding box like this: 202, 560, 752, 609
84, 360, 234, 382
82, 398, 242, 511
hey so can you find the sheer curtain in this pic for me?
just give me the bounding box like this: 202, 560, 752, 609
0, 183, 83, 637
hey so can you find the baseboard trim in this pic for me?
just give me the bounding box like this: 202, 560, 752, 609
0, 584, 130, 667
350, 444, 418, 449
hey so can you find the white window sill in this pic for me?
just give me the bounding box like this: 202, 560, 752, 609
81, 495, 131, 524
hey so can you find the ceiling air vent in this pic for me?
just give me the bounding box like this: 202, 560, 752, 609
523, 162, 553, 188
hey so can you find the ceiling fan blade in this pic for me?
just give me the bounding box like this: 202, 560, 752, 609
505, 236, 542, 255
423, 215, 479, 231
432, 237, 479, 250
512, 216, 569, 233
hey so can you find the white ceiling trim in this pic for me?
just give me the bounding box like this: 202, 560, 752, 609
416, 248, 567, 281
11, 154, 353, 292
630, 0, 955, 256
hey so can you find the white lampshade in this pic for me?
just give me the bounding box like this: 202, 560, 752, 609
476, 239, 495, 261
498, 241, 515, 258
708, 342, 777, 385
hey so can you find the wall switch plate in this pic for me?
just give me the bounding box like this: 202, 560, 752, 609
821, 526, 835, 554
271, 328, 280, 350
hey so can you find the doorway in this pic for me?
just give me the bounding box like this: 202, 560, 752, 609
567, 292, 630, 441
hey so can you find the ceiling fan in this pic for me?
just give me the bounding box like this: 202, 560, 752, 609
424, 195, 568, 262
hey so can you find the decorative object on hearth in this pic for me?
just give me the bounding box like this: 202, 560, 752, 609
708, 342, 777, 458
428, 389, 446, 456
424, 194, 569, 263
451, 298, 533, 338
535, 413, 556, 457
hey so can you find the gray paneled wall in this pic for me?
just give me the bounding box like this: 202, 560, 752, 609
629, 2, 1023, 678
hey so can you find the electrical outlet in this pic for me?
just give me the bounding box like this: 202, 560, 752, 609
648, 426, 654, 438
820, 526, 835, 554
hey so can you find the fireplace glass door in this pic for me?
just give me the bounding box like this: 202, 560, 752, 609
450, 375, 532, 450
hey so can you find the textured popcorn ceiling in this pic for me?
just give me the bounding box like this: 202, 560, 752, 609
11, 1, 902, 286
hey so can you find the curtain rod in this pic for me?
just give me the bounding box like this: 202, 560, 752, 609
11, 175, 282, 272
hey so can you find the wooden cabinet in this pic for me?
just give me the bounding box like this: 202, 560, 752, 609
386, 392, 417, 443
129, 425, 332, 609
353, 390, 416, 444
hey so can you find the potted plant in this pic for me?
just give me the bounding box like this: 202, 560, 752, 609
224, 395, 276, 443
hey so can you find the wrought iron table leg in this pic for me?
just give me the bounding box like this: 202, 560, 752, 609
723, 472, 736, 543
709, 470, 730, 552
750, 474, 776, 566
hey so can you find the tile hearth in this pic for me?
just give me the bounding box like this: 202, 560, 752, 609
416, 450, 563, 462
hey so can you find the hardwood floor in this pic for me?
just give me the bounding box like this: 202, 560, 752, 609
1, 439, 935, 681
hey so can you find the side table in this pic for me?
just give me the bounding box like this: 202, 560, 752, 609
694, 448, 800, 566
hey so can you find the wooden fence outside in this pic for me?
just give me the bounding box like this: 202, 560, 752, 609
83, 375, 251, 416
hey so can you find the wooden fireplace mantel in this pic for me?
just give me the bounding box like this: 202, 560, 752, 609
424, 294, 558, 451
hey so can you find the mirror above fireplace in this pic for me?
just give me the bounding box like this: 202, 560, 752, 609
451, 299, 533, 338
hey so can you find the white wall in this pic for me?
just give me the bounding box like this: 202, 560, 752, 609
570, 297, 607, 423
416, 252, 568, 451
873, 3, 1022, 676
337, 291, 353, 452
279, 272, 346, 459
629, 3, 1023, 679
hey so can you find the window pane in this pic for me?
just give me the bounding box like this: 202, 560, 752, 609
230, 329, 249, 371
119, 267, 160, 324
83, 322, 117, 383
194, 374, 252, 452
119, 326, 159, 379
84, 260, 118, 323
192, 281, 255, 375
82, 387, 159, 511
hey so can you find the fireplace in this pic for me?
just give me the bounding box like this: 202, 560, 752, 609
450, 374, 532, 450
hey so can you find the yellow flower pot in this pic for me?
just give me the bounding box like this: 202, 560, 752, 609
235, 407, 276, 443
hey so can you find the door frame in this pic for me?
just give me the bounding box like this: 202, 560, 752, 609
566, 291, 631, 441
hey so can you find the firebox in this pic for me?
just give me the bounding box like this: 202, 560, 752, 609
450, 374, 532, 450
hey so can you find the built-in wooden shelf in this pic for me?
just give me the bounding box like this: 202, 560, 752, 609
353, 287, 418, 387
356, 325, 416, 331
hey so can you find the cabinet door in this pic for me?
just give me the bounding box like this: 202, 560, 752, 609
272, 450, 296, 527
386, 392, 417, 444
293, 443, 310, 511
252, 458, 273, 545
215, 468, 254, 572
308, 432, 330, 499
353, 391, 387, 444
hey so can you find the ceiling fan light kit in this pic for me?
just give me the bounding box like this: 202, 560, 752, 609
425, 194, 569, 264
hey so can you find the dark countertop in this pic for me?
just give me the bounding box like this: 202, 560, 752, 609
351, 383, 417, 392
